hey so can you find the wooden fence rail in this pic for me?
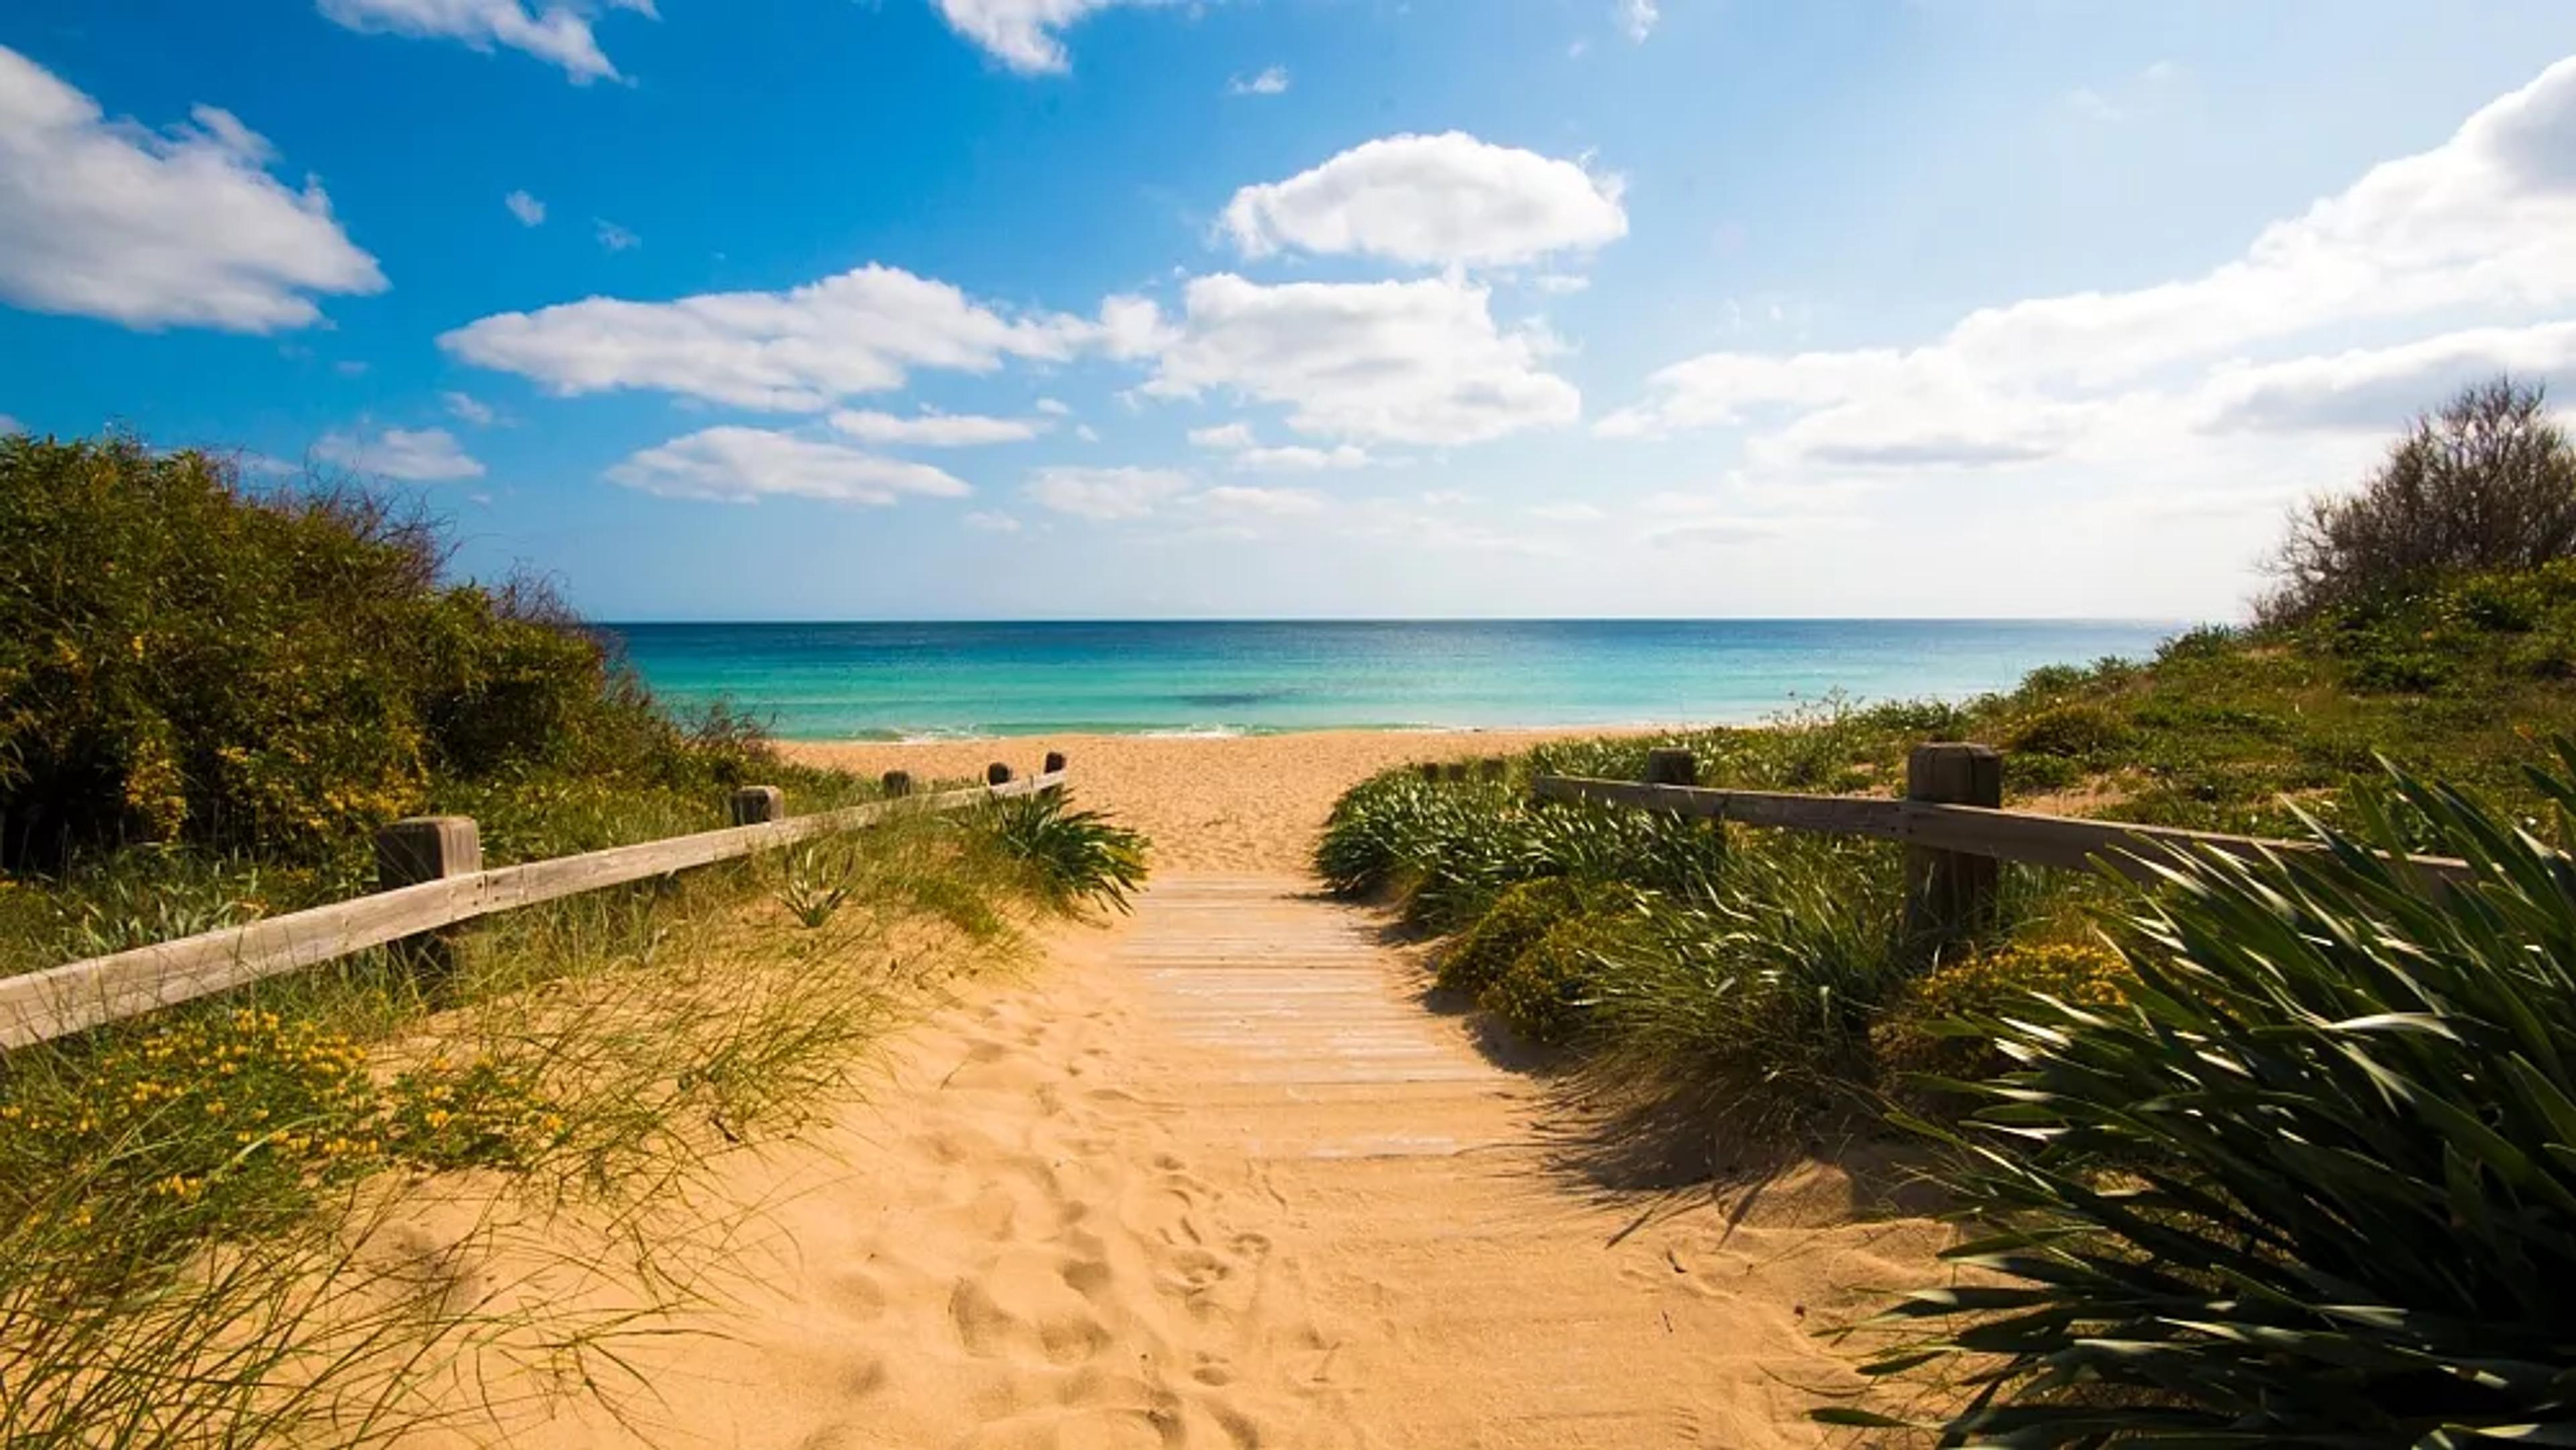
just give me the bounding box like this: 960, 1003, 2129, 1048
1533, 742, 2473, 949
0, 763, 1066, 1052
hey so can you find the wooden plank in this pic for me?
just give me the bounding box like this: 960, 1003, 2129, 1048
0, 771, 1064, 1050
1530, 775, 2473, 887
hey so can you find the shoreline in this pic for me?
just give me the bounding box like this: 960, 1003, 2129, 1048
777, 726, 1656, 875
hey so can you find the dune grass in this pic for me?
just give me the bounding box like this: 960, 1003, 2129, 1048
0, 783, 1133, 1445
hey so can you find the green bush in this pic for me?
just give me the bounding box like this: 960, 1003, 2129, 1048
982, 789, 1149, 915
1436, 875, 1587, 997
0, 434, 769, 869
1872, 938, 2128, 1088
2004, 702, 2133, 758
1841, 752, 2576, 1445
1478, 913, 1627, 1046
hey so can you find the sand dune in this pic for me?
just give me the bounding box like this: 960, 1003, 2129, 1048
407, 733, 1947, 1447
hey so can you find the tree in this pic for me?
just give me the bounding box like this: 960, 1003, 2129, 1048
2262, 376, 2576, 622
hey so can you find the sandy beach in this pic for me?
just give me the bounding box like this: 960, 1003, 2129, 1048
412, 727, 1944, 1447
780, 728, 1647, 875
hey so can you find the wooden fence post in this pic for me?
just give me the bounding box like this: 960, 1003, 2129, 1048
376, 816, 480, 989
1478, 757, 1507, 783
1904, 742, 2003, 958
1043, 750, 1067, 775
881, 770, 912, 799
1417, 762, 1442, 784
728, 785, 784, 826
1644, 748, 1697, 788
987, 763, 1014, 787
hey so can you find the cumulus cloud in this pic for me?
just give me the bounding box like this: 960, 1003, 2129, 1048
1234, 443, 1370, 471
1024, 465, 1189, 520
442, 390, 496, 425
1229, 65, 1289, 97
2198, 321, 2576, 434
1187, 422, 1256, 450
0, 47, 384, 332
606, 427, 970, 505
1137, 273, 1580, 446
1035, 396, 1073, 416
828, 408, 1044, 445
1598, 52, 2576, 469
930, 0, 1166, 74
964, 509, 1023, 532
1616, 0, 1658, 42
1222, 132, 1627, 268
504, 188, 545, 226
593, 218, 639, 251
315, 0, 655, 83
1193, 484, 1327, 517
315, 427, 485, 481
441, 263, 1102, 411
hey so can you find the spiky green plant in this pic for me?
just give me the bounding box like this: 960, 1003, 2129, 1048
1833, 750, 2576, 1446
983, 790, 1148, 914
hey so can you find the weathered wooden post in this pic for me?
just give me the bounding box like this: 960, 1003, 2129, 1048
727, 785, 784, 826
880, 769, 912, 799
376, 816, 480, 991
1043, 750, 1067, 775
1440, 761, 1470, 783
1644, 748, 1697, 789
1478, 757, 1507, 782
986, 762, 1015, 787
1417, 761, 1442, 784
1904, 742, 2002, 958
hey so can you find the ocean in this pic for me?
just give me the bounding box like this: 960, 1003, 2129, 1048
598, 620, 2188, 741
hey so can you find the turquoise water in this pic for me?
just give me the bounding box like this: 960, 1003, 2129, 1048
598, 620, 2188, 741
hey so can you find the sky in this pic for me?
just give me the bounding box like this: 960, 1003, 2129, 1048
3, 2, 2575, 622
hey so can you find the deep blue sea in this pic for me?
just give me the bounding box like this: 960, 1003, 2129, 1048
596, 620, 2188, 741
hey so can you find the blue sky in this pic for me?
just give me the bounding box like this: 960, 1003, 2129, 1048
4, 1, 2575, 621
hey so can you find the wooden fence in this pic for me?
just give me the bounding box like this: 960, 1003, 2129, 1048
0, 756, 1069, 1051
1534, 742, 2472, 948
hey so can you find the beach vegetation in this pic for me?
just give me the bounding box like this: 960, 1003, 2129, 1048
1834, 755, 2576, 1445
0, 430, 1153, 1443
983, 789, 1150, 914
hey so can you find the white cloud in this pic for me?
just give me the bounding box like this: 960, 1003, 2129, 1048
315, 426, 486, 481
828, 408, 1044, 445
1230, 65, 1289, 97
1034, 396, 1073, 416
1527, 502, 1605, 521
1616, 0, 1658, 42
441, 263, 1101, 410
1222, 131, 1627, 268
1024, 465, 1189, 520
2065, 87, 2125, 123
1234, 443, 1370, 471
1193, 484, 1327, 517
930, 0, 1166, 74
1138, 273, 1580, 446
441, 390, 496, 425
606, 427, 970, 505
1187, 421, 1257, 450
0, 414, 22, 434
963, 509, 1023, 532
1531, 273, 1592, 294
0, 47, 384, 332
315, 0, 654, 84
594, 217, 639, 251
2197, 320, 2576, 434
1599, 52, 2576, 471
1075, 423, 1102, 442
504, 188, 545, 226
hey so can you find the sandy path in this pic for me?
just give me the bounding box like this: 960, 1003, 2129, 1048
779, 729, 1646, 875
445, 875, 1945, 1448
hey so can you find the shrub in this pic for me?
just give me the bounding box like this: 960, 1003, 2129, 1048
1840, 752, 2576, 1445
1479, 913, 1627, 1046
1436, 875, 1588, 997
1873, 939, 2128, 1088
0, 434, 770, 869
983, 789, 1149, 914
2263, 376, 2576, 622
2004, 702, 2133, 758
